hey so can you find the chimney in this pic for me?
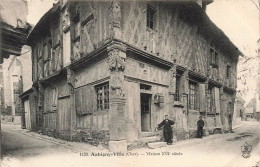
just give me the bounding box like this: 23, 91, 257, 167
195, 0, 213, 11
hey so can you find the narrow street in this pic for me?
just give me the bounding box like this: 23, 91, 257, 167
1, 121, 260, 167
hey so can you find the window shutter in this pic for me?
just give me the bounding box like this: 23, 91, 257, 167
91, 86, 97, 113
214, 87, 220, 113
199, 83, 206, 112
86, 85, 93, 114
75, 85, 94, 115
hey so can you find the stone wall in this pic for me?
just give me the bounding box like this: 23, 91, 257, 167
73, 130, 110, 148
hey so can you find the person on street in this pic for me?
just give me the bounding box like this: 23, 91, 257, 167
197, 116, 204, 138
157, 115, 175, 145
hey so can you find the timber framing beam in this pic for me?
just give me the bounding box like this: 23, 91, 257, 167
0, 22, 29, 61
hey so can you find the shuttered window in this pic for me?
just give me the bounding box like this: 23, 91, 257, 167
208, 87, 215, 113
174, 75, 181, 101
63, 31, 71, 66
75, 85, 95, 115
95, 82, 109, 111
189, 82, 197, 110
43, 40, 52, 77
147, 4, 156, 30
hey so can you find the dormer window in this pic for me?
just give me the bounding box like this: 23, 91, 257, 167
210, 48, 218, 68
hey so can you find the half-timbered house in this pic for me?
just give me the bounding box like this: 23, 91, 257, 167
27, 0, 243, 151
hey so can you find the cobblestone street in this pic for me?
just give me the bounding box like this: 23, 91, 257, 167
1, 121, 259, 167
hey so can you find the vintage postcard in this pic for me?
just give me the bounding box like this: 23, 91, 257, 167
0, 0, 259, 166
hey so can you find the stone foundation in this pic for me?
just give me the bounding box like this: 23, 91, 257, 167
73, 129, 110, 148
42, 128, 110, 148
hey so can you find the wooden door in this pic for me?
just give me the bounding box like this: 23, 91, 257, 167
141, 93, 151, 132
24, 100, 31, 130
57, 97, 70, 132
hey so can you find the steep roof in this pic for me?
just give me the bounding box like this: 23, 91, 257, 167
171, 1, 244, 58
28, 0, 243, 58
27, 1, 60, 44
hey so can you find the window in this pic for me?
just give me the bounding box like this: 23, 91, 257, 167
43, 40, 52, 77
72, 15, 80, 41
96, 82, 109, 111
207, 87, 215, 113
74, 20, 81, 40
189, 81, 197, 110
63, 31, 71, 66
174, 75, 181, 101
147, 4, 156, 29
72, 17, 81, 61
140, 84, 151, 91
226, 65, 230, 78
210, 48, 218, 68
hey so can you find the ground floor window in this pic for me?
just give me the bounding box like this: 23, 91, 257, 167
189, 81, 197, 110
174, 75, 181, 101
208, 86, 215, 113
95, 82, 109, 110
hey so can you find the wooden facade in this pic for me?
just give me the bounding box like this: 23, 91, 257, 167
27, 0, 242, 151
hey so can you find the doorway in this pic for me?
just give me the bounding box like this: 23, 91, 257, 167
141, 93, 151, 132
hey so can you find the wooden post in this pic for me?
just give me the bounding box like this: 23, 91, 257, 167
219, 86, 225, 129
204, 67, 212, 136
38, 82, 45, 130
66, 67, 76, 141
168, 59, 177, 116
204, 80, 209, 136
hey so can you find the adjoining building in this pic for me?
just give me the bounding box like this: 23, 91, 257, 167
2, 46, 32, 124
256, 92, 260, 121
0, 0, 32, 158
245, 98, 256, 120
233, 95, 245, 127
27, 0, 242, 151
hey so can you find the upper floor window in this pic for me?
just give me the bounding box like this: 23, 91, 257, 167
72, 15, 81, 61
147, 4, 156, 30
96, 82, 109, 111
210, 48, 218, 68
226, 65, 231, 78
43, 39, 52, 77
63, 30, 71, 67
73, 18, 81, 41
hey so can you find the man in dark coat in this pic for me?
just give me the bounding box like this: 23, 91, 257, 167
197, 116, 204, 138
157, 115, 175, 145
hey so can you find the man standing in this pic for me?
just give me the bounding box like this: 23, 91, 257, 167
157, 115, 175, 145
197, 116, 204, 138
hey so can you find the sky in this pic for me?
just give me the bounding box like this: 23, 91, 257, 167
207, 0, 259, 58
206, 0, 259, 103
26, 0, 259, 103
27, 0, 259, 56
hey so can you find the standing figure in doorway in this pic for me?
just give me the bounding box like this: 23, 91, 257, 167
157, 115, 175, 145
197, 116, 204, 138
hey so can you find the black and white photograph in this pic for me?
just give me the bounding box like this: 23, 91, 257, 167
0, 0, 259, 166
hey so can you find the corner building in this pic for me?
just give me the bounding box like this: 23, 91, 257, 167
27, 0, 242, 152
